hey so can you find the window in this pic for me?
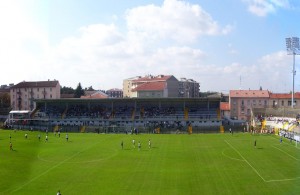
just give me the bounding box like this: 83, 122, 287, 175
241, 100, 244, 105
264, 100, 267, 105
50, 94, 52, 98
50, 88, 52, 92
282, 101, 284, 106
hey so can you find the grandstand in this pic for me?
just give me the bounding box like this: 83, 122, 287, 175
6, 97, 222, 133
251, 107, 300, 138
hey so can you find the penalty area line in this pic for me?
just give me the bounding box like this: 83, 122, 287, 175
224, 140, 267, 182
271, 145, 300, 161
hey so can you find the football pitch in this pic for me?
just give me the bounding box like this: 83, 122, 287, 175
1, 130, 300, 195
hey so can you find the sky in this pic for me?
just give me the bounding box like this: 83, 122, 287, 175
0, 0, 300, 93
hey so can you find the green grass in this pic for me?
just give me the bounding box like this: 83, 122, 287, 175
1, 130, 300, 195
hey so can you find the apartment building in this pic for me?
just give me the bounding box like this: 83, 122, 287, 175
106, 88, 123, 98
230, 90, 270, 121
178, 78, 200, 98
10, 80, 60, 110
269, 92, 300, 108
123, 76, 141, 98
123, 75, 179, 98
229, 90, 300, 120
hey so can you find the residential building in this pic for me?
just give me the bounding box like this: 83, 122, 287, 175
229, 90, 270, 121
106, 88, 123, 98
220, 102, 230, 119
125, 75, 179, 98
269, 92, 300, 108
123, 76, 141, 98
178, 78, 200, 98
10, 80, 60, 110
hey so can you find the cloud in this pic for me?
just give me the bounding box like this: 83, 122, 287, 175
1, 0, 292, 94
0, 1, 49, 84
125, 0, 232, 43
197, 51, 292, 92
244, 0, 290, 16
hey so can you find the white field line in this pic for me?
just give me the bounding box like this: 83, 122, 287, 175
10, 149, 84, 193
265, 177, 300, 182
271, 145, 300, 161
270, 136, 300, 150
224, 140, 266, 182
10, 136, 114, 193
222, 148, 245, 162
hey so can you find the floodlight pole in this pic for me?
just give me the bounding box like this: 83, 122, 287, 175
286, 37, 300, 108
292, 53, 295, 108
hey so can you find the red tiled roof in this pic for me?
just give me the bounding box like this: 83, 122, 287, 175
81, 91, 108, 99
230, 90, 269, 98
134, 75, 172, 82
220, 102, 230, 111
270, 92, 300, 99
132, 82, 166, 92
11, 81, 59, 88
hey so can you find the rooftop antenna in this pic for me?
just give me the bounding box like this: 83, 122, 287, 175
239, 75, 242, 90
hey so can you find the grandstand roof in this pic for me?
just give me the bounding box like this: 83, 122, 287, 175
132, 82, 166, 92
11, 80, 59, 88
220, 102, 230, 111
269, 92, 300, 99
230, 90, 269, 98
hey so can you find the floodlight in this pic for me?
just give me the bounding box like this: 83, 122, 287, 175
286, 37, 300, 108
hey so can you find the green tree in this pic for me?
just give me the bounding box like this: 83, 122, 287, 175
61, 86, 75, 94
74, 83, 85, 98
85, 86, 95, 91
0, 92, 10, 108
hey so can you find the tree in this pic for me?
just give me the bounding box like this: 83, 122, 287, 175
74, 83, 85, 98
0, 93, 10, 108
86, 86, 95, 91
61, 86, 75, 94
